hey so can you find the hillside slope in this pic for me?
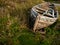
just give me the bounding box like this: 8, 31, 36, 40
0, 0, 60, 45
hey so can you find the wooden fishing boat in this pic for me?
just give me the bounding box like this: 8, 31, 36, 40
31, 2, 58, 31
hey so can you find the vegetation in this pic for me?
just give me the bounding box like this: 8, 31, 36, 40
0, 0, 60, 45
45, 0, 60, 3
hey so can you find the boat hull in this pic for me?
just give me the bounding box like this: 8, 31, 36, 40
33, 15, 57, 30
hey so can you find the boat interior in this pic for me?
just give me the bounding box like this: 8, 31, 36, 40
34, 3, 58, 18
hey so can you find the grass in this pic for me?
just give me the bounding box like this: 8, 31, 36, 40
0, 0, 60, 45
44, 0, 60, 3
